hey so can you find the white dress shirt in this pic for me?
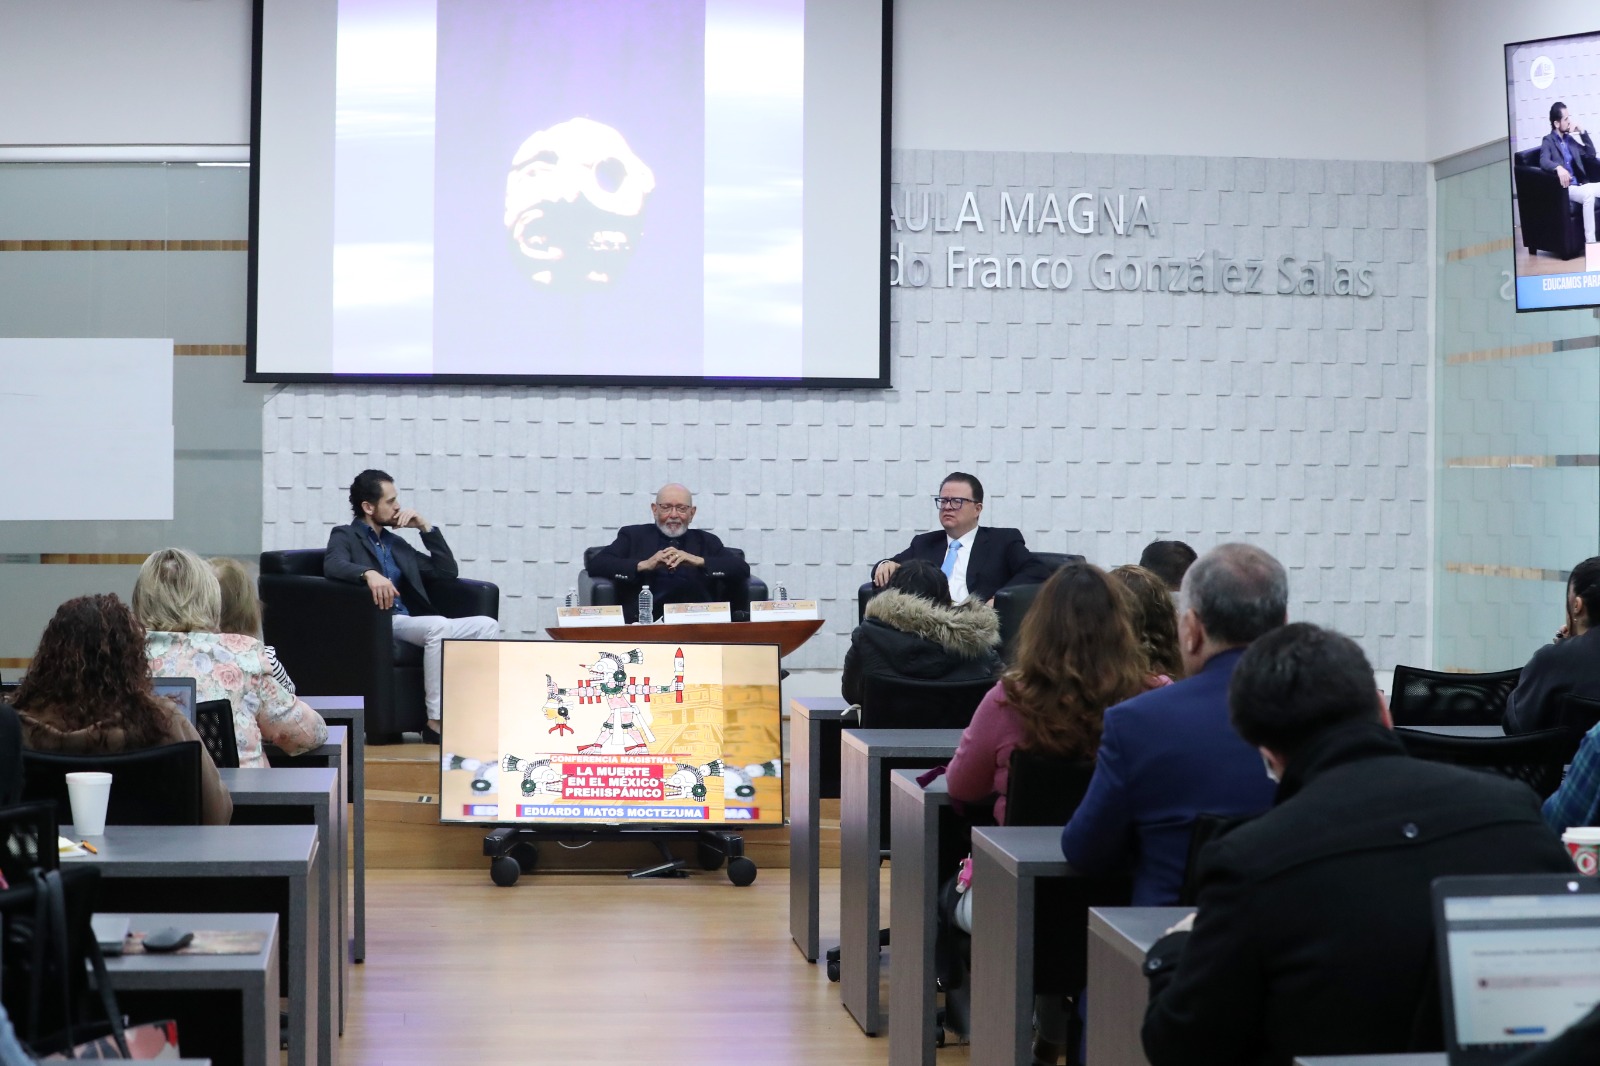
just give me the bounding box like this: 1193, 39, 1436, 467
945, 527, 978, 602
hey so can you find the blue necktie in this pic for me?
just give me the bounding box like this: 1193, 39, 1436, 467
942, 540, 961, 578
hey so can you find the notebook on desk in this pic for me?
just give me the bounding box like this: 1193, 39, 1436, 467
150, 677, 196, 723
1433, 873, 1600, 1065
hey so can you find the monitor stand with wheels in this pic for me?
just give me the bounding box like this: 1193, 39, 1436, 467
482, 826, 757, 887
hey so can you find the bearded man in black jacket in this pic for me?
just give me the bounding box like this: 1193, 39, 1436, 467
1141, 623, 1573, 1066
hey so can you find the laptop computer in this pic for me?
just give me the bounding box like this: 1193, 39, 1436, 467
151, 677, 197, 723
1433, 873, 1600, 1065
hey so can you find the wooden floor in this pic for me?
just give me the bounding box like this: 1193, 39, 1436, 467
340, 866, 961, 1065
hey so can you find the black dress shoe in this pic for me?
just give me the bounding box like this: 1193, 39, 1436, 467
421, 722, 442, 744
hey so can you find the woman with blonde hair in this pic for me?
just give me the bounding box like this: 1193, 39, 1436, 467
11, 594, 232, 824
1110, 564, 1185, 681
136, 547, 326, 768
209, 556, 297, 694
945, 563, 1158, 825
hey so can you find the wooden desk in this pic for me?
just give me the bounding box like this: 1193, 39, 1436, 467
222, 767, 344, 1045
839, 728, 964, 1036
545, 617, 823, 657
297, 696, 368, 964
789, 695, 852, 961
65, 824, 322, 1066
1085, 906, 1194, 1066
102, 911, 278, 1066
887, 770, 955, 1066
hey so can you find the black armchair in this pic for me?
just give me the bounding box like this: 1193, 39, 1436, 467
857, 550, 1083, 623
1388, 664, 1521, 728
579, 546, 767, 622
260, 548, 500, 742
1394, 726, 1580, 801
22, 742, 204, 826
1514, 147, 1588, 261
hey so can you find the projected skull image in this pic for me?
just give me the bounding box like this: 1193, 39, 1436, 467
502, 117, 657, 286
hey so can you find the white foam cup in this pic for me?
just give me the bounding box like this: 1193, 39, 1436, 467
1562, 827, 1600, 876
65, 771, 113, 836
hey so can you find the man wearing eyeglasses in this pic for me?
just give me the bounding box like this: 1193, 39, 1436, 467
589, 483, 751, 622
871, 471, 1050, 603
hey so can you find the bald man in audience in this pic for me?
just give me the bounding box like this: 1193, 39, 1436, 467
588, 484, 750, 623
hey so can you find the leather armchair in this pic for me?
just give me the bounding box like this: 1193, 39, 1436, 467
259, 549, 500, 742
1514, 147, 1587, 261
578, 546, 767, 622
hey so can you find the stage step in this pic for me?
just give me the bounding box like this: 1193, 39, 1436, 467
362, 742, 838, 871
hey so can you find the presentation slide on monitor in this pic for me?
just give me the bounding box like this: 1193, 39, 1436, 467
251, 0, 887, 385
1446, 894, 1600, 1049
1505, 31, 1600, 312
438, 639, 783, 826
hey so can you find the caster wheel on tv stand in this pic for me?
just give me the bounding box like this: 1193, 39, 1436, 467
490, 855, 521, 887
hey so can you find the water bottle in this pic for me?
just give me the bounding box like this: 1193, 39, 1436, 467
774, 582, 788, 604
564, 586, 577, 609
637, 585, 654, 624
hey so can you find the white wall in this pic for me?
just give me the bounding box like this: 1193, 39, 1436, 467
1425, 0, 1599, 160
0, 0, 251, 146
2, 0, 1434, 161
892, 0, 1428, 160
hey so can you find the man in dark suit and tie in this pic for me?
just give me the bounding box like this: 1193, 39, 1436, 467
325, 469, 499, 741
871, 471, 1050, 603
588, 483, 751, 623
1541, 101, 1600, 263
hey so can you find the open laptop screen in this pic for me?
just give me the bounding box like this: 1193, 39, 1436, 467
150, 677, 197, 723
1435, 874, 1600, 1065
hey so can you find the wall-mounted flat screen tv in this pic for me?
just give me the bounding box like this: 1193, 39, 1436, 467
1505, 30, 1600, 312
439, 638, 783, 828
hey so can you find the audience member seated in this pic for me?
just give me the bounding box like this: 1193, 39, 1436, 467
1137, 539, 1197, 592
1542, 715, 1600, 830
840, 560, 1002, 706
1110, 564, 1184, 681
588, 483, 751, 623
0, 702, 21, 807
9, 594, 231, 825
946, 563, 1156, 828
872, 470, 1052, 604
210, 556, 297, 694
1504, 555, 1600, 734
1060, 543, 1285, 905
1141, 623, 1573, 1066
136, 547, 327, 769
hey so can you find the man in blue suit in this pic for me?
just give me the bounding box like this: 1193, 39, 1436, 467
1060, 543, 1285, 905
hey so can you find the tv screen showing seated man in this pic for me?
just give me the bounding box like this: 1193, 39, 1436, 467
438, 639, 782, 827
1505, 31, 1600, 311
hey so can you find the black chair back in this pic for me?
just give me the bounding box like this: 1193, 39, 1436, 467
1394, 726, 1579, 801
0, 800, 59, 882
195, 699, 240, 769
1388, 664, 1522, 728
1561, 693, 1600, 736
1178, 812, 1243, 907
1005, 749, 1095, 827
22, 742, 204, 826
1003, 749, 1132, 996
858, 675, 993, 730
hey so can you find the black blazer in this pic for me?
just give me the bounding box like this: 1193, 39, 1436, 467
1540, 129, 1599, 184
588, 525, 750, 591
324, 520, 461, 616
1504, 626, 1600, 734
1141, 722, 1573, 1066
880, 526, 1050, 602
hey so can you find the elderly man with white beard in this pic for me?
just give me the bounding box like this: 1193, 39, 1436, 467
587, 484, 751, 623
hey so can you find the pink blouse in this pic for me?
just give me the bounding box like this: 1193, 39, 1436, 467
146, 630, 327, 769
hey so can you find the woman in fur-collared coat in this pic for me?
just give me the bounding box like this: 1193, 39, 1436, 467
841, 560, 1003, 706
